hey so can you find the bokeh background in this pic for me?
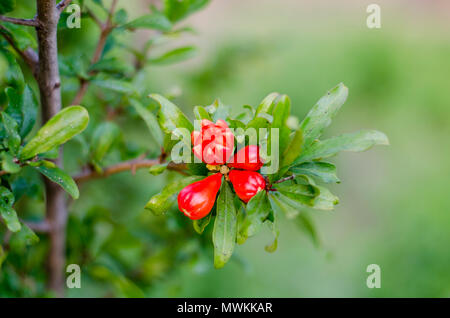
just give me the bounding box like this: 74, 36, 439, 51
2, 0, 450, 297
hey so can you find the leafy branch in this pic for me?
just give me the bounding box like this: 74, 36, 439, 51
70, 0, 118, 105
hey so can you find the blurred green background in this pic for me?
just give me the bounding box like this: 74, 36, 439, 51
3, 0, 450, 297
141, 0, 450, 297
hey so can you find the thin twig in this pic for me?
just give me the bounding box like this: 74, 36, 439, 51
273, 174, 295, 184
70, 0, 118, 105
86, 8, 103, 28
23, 219, 51, 233
0, 24, 39, 78
56, 0, 74, 14
0, 15, 39, 27
74, 158, 187, 183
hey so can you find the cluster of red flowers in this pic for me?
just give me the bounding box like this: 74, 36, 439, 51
178, 120, 266, 220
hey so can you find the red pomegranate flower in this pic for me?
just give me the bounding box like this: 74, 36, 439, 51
191, 119, 234, 165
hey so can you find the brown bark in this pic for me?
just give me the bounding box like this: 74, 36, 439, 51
36, 0, 66, 297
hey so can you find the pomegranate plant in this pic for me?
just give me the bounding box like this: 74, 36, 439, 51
145, 84, 389, 268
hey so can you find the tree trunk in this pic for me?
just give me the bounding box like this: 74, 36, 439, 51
36, 0, 67, 297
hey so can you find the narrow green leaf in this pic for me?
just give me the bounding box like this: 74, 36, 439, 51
194, 106, 213, 121
130, 98, 163, 146
149, 46, 196, 65
0, 49, 24, 90
300, 83, 348, 149
269, 95, 291, 157
0, 186, 20, 232
313, 185, 339, 210
90, 122, 121, 163
1, 152, 21, 173
296, 130, 389, 163
238, 190, 270, 243
280, 128, 303, 168
148, 163, 167, 175
149, 93, 193, 133
124, 12, 172, 31
213, 181, 237, 269
10, 223, 39, 249
264, 215, 279, 253
193, 213, 211, 234
145, 176, 204, 216
20, 106, 89, 159
91, 78, 135, 94
268, 191, 303, 219
0, 22, 37, 50
290, 162, 340, 184
0, 205, 21, 232
89, 57, 131, 74
295, 213, 321, 247
33, 162, 80, 199
1, 112, 21, 155
164, 0, 210, 22
19, 85, 38, 138
0, 245, 6, 268
255, 92, 279, 115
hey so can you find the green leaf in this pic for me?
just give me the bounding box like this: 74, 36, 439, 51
90, 122, 121, 163
238, 190, 270, 244
20, 106, 89, 159
1, 152, 20, 173
89, 57, 131, 74
291, 175, 338, 210
313, 185, 339, 210
264, 215, 279, 253
295, 213, 321, 247
149, 93, 193, 133
0, 49, 24, 90
300, 83, 348, 149
193, 212, 211, 234
255, 92, 279, 116
148, 163, 167, 175
268, 191, 303, 219
1, 112, 21, 155
0, 0, 15, 14
0, 186, 21, 232
296, 130, 389, 163
0, 205, 21, 232
91, 78, 135, 94
209, 99, 230, 122
33, 162, 80, 199
149, 46, 196, 65
163, 0, 210, 22
269, 95, 291, 156
194, 105, 213, 121
130, 98, 163, 146
145, 176, 204, 216
0, 22, 37, 50
10, 222, 39, 249
280, 128, 303, 168
213, 181, 237, 269
0, 245, 6, 268
124, 12, 172, 31
19, 85, 38, 138
290, 162, 340, 184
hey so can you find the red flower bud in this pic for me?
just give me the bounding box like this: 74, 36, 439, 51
191, 119, 234, 165
228, 145, 263, 171
228, 170, 266, 203
178, 173, 222, 220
